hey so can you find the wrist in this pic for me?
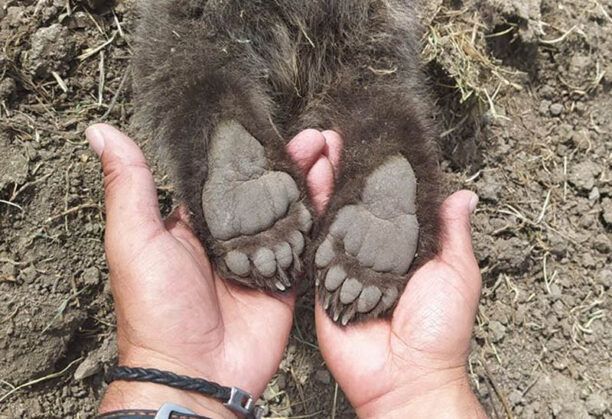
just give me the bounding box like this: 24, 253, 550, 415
99, 381, 237, 419
356, 375, 487, 419
99, 348, 238, 419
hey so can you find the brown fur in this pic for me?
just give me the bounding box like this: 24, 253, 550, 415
132, 0, 443, 314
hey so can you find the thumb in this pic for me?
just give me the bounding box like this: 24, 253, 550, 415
439, 190, 478, 273
86, 124, 164, 250
389, 190, 481, 359
306, 156, 335, 215
438, 190, 479, 277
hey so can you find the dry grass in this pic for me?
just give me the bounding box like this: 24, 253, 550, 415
422, 5, 524, 115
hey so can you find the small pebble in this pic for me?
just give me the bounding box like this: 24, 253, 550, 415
262, 383, 280, 402
81, 267, 100, 286
488, 320, 506, 342
0, 78, 16, 100
73, 357, 100, 381
314, 369, 331, 385
593, 234, 611, 253
550, 103, 564, 116
20, 265, 37, 284
569, 161, 601, 191
1, 262, 17, 279
586, 392, 608, 416
602, 198, 612, 226
508, 390, 523, 406
539, 99, 552, 115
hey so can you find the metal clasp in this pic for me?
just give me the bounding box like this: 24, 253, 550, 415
224, 387, 263, 418
154, 402, 197, 419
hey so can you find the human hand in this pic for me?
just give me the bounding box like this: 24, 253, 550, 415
315, 187, 486, 417
295, 128, 486, 417
90, 124, 336, 417
288, 128, 485, 417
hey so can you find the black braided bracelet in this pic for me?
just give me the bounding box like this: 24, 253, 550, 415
106, 366, 262, 418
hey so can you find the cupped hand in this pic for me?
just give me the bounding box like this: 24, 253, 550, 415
316, 191, 486, 417
298, 131, 486, 417
91, 124, 338, 417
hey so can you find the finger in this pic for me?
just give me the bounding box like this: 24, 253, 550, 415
390, 188, 482, 361
286, 129, 327, 173
307, 156, 335, 215
321, 130, 343, 173
391, 191, 481, 331
438, 190, 479, 276
390, 192, 481, 363
86, 124, 164, 246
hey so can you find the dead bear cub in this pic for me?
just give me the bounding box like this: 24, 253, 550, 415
132, 0, 443, 325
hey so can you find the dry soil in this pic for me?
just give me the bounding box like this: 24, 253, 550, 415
0, 0, 610, 418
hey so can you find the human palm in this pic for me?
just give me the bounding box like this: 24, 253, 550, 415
316, 196, 483, 416
95, 125, 341, 416
298, 132, 484, 416
107, 207, 295, 397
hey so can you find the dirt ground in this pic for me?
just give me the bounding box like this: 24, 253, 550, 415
0, 0, 610, 418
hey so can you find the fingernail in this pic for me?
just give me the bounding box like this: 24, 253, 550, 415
86, 126, 105, 157
469, 193, 479, 214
